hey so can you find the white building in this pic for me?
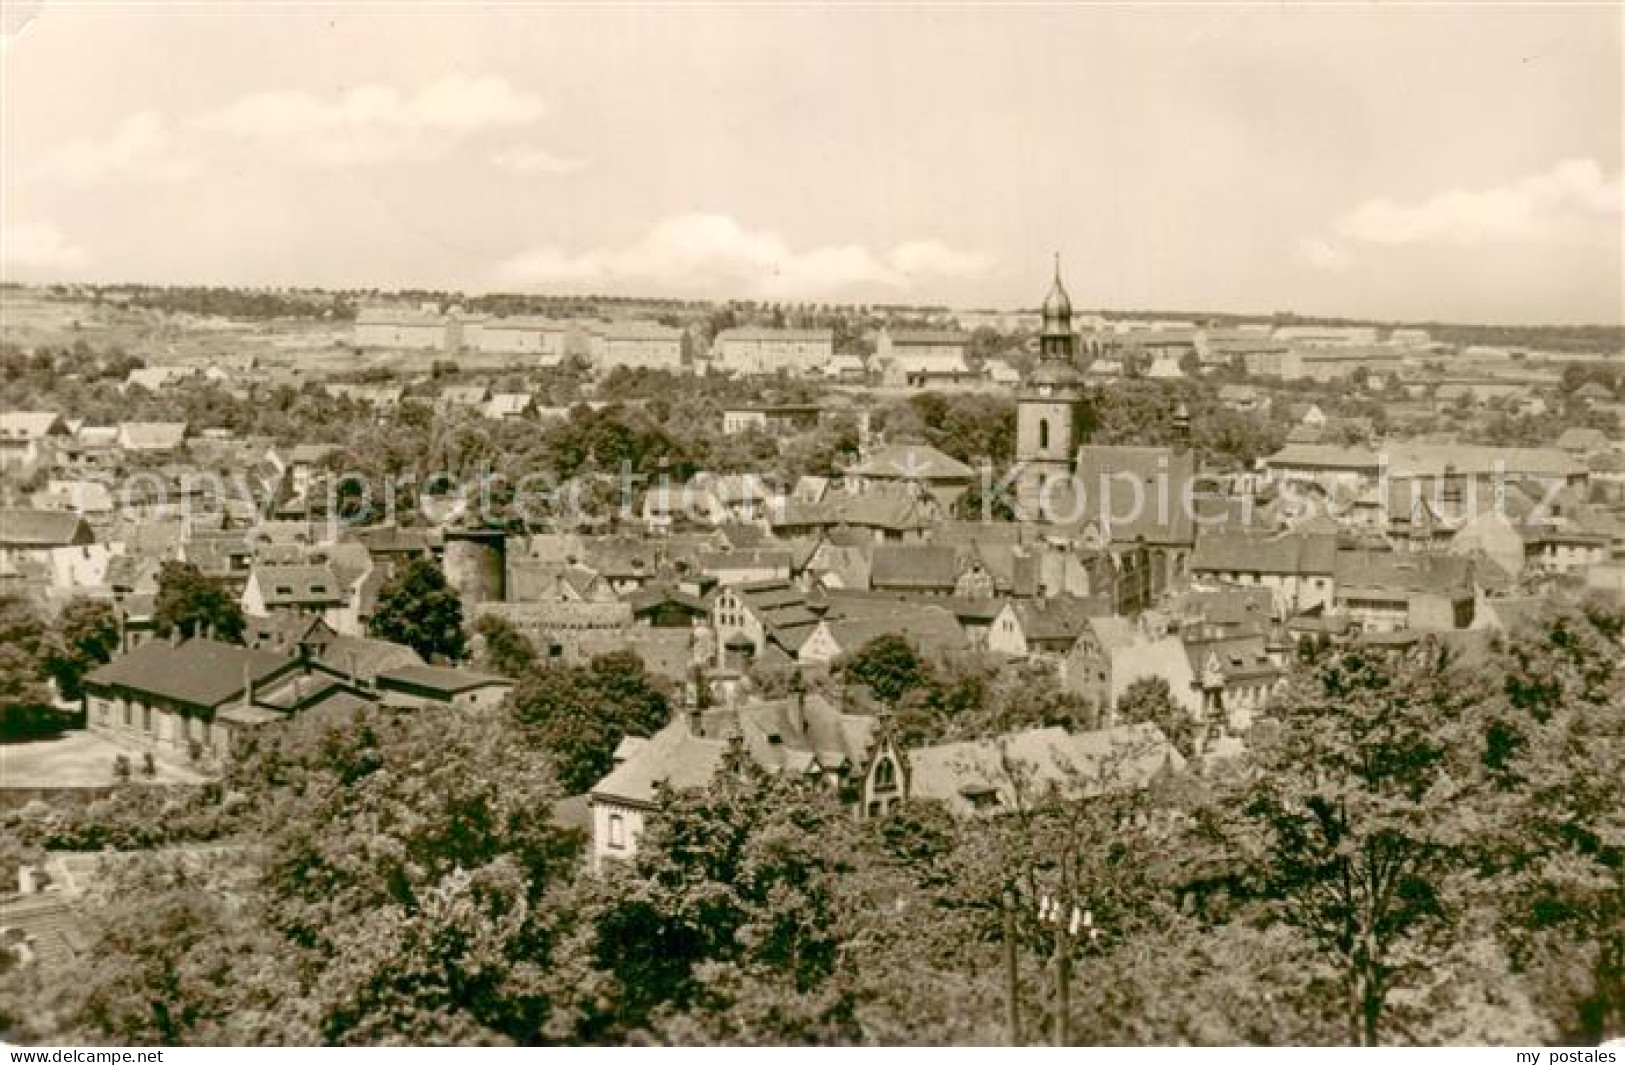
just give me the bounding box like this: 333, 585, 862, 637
587, 321, 685, 372
710, 327, 834, 376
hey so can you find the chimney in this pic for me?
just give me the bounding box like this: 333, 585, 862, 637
788, 671, 807, 737
348, 651, 359, 687
1172, 403, 1192, 455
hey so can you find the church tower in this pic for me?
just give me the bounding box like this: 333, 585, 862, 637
1015, 256, 1085, 521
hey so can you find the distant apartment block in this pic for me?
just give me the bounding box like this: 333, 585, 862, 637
586, 320, 685, 372
710, 327, 834, 376
463, 316, 572, 364
353, 306, 449, 350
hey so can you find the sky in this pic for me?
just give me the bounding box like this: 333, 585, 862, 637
2, 3, 1621, 324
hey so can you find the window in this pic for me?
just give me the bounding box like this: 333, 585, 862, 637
1039, 418, 1050, 449
873, 757, 897, 791
607, 813, 626, 849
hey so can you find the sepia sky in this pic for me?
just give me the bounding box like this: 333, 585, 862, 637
2, 4, 1621, 324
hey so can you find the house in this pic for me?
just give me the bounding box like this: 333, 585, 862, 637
905, 722, 1183, 817
987, 596, 1108, 659
868, 544, 967, 597
0, 411, 68, 471
83, 638, 303, 759
1189, 530, 1337, 614
876, 329, 977, 388
849, 444, 976, 510
483, 392, 535, 421
586, 320, 685, 372
711, 580, 824, 666
115, 422, 188, 454
795, 599, 968, 665
588, 690, 885, 866
710, 327, 834, 376
464, 316, 572, 363
771, 486, 935, 543
720, 404, 822, 436
1333, 551, 1476, 633
1062, 616, 1201, 721
353, 306, 449, 350
124, 365, 198, 392
374, 664, 512, 711
0, 508, 95, 559
240, 562, 346, 624
699, 548, 794, 587
1184, 632, 1286, 735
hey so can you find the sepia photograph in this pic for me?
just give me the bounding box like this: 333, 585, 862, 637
0, 1, 1621, 1050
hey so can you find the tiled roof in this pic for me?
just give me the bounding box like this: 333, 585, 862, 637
869, 545, 962, 590
852, 444, 975, 481
1333, 550, 1474, 598
86, 639, 294, 710
376, 664, 511, 695
0, 508, 94, 547
1191, 530, 1337, 576
250, 563, 344, 607
906, 722, 1182, 816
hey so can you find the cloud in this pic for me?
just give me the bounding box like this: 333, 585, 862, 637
493, 213, 992, 298
2, 221, 87, 275
193, 75, 549, 165
1296, 237, 1350, 273
21, 111, 197, 187
492, 146, 588, 175
1336, 158, 1623, 246
887, 239, 995, 279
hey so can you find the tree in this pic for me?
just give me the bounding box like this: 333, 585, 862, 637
1234, 643, 1480, 1045
153, 561, 245, 643
368, 557, 466, 663
43, 598, 121, 701
547, 753, 862, 1043
470, 614, 537, 679
1473, 606, 1625, 1043
1114, 676, 1196, 759
0, 595, 56, 738
508, 651, 670, 794
840, 633, 931, 708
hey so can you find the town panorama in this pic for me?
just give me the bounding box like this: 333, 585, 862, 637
1, 4, 1621, 1052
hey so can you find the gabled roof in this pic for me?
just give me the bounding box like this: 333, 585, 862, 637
852, 444, 975, 482
85, 639, 294, 710
376, 664, 511, 696
0, 508, 95, 548
1008, 596, 1112, 644
869, 544, 962, 590
906, 722, 1182, 816
1333, 550, 1474, 599
0, 411, 66, 441
248, 563, 344, 607
117, 422, 188, 451
1191, 530, 1337, 576
818, 603, 967, 658
590, 717, 728, 807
